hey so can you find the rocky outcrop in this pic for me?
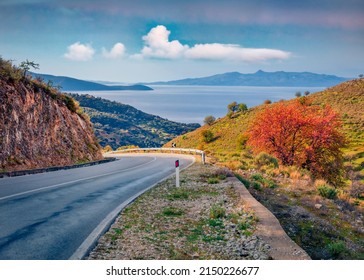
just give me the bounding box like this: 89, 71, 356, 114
0, 74, 103, 172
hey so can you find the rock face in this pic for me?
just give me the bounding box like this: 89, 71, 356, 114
0, 74, 103, 172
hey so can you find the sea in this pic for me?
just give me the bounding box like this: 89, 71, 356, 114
76, 85, 325, 125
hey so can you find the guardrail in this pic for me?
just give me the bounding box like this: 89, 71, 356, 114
109, 148, 205, 164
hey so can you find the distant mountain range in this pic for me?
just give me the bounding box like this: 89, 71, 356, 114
30, 72, 153, 91
149, 70, 350, 87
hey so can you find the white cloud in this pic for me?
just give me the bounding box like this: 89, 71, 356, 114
138, 25, 291, 62
64, 42, 95, 61
185, 43, 291, 62
102, 42, 126, 58
141, 25, 188, 59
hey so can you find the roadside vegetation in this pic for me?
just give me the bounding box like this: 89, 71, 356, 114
89, 164, 270, 260
165, 78, 364, 259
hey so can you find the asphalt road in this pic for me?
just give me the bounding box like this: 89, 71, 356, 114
0, 154, 194, 260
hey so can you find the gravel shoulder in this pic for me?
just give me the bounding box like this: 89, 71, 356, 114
88, 163, 310, 260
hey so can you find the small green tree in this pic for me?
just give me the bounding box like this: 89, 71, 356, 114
295, 91, 302, 98
204, 115, 216, 125
238, 103, 248, 112
19, 59, 39, 77
227, 101, 238, 113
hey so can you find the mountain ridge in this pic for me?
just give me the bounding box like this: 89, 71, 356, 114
149, 70, 349, 87
30, 72, 153, 91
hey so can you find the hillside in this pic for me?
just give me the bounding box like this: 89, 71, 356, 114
150, 70, 349, 87
0, 58, 103, 172
30, 72, 153, 91
165, 78, 364, 259
166, 78, 364, 169
70, 93, 200, 149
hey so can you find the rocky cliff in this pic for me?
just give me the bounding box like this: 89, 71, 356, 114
0, 58, 103, 172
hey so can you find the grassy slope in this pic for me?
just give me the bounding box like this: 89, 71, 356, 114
165, 78, 364, 259
166, 78, 364, 172
309, 79, 364, 171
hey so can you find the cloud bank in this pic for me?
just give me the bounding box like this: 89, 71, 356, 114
64, 42, 95, 61
139, 25, 290, 62
64, 25, 291, 63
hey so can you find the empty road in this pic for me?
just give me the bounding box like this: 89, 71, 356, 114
0, 154, 194, 260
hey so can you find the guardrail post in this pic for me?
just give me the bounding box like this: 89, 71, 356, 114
201, 152, 205, 165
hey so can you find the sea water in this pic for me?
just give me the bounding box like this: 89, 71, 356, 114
76, 85, 325, 124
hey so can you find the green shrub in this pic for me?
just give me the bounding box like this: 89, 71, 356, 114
238, 103, 248, 112
327, 240, 347, 258
317, 185, 338, 199
210, 204, 226, 219
202, 129, 214, 143
251, 181, 262, 191
255, 152, 279, 168
251, 173, 264, 181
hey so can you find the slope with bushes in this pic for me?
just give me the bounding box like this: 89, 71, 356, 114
71, 93, 200, 149
165, 78, 364, 259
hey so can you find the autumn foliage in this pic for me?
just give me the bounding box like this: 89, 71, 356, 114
247, 99, 347, 184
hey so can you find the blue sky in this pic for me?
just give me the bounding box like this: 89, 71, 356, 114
0, 0, 363, 83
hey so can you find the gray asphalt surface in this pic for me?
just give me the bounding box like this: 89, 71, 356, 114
0, 154, 193, 260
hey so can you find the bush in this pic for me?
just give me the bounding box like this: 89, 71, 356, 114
264, 99, 272, 104
204, 115, 216, 125
251, 173, 264, 181
202, 129, 214, 143
227, 101, 238, 113
247, 99, 346, 185
238, 103, 248, 112
317, 184, 338, 199
255, 152, 279, 168
210, 204, 226, 219
251, 181, 262, 191
327, 240, 347, 258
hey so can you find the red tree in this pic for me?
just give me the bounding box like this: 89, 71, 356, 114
247, 99, 346, 183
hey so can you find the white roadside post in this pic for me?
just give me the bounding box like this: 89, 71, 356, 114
175, 160, 180, 188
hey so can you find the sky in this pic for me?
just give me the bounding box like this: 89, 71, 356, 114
0, 0, 363, 83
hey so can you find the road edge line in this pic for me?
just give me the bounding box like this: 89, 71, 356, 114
69, 155, 196, 260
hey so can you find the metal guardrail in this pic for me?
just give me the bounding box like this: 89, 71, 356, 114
109, 148, 206, 164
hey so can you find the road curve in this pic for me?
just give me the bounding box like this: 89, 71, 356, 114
0, 154, 194, 260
